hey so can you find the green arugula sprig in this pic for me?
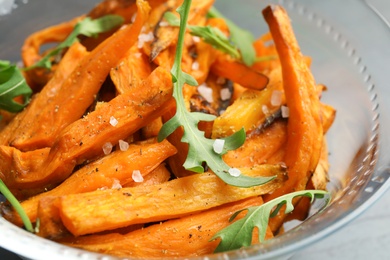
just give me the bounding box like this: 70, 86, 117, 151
207, 6, 257, 66
211, 190, 331, 252
164, 11, 240, 60
0, 60, 32, 113
0, 180, 34, 232
27, 15, 124, 70
157, 0, 275, 188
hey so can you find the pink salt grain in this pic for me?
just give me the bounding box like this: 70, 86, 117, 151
102, 142, 113, 155
132, 170, 144, 183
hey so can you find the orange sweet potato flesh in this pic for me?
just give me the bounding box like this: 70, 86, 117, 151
210, 53, 269, 91
262, 5, 323, 228
21, 16, 84, 90
58, 166, 286, 236
0, 42, 88, 148
6, 0, 151, 152
35, 196, 70, 239
110, 45, 152, 94
61, 196, 274, 258
3, 139, 176, 226
1, 66, 174, 190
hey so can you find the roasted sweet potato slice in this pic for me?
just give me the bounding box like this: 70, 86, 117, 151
60, 197, 274, 258
0, 42, 88, 149
3, 139, 176, 226
2, 66, 174, 190
262, 5, 323, 231
7, 0, 151, 151
58, 165, 286, 236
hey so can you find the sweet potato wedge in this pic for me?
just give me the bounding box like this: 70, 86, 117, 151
21, 16, 84, 89
212, 66, 284, 138
8, 0, 151, 151
61, 196, 274, 258
3, 139, 176, 226
3, 66, 174, 189
210, 53, 269, 91
0, 42, 89, 149
262, 5, 323, 230
58, 165, 286, 236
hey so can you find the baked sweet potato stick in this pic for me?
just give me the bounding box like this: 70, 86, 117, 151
61, 197, 274, 258
58, 166, 286, 236
110, 45, 152, 94
3, 66, 174, 189
8, 0, 151, 151
212, 66, 284, 138
0, 42, 88, 149
223, 102, 334, 168
210, 53, 269, 91
3, 140, 176, 226
262, 5, 323, 228
21, 16, 84, 89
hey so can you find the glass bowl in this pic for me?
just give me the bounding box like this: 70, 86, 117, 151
1, 0, 390, 259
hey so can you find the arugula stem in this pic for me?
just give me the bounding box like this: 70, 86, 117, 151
0, 180, 34, 232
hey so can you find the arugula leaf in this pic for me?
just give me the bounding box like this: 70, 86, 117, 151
210, 190, 331, 252
158, 0, 275, 188
208, 6, 257, 66
0, 179, 34, 232
164, 12, 240, 59
0, 60, 32, 113
27, 15, 124, 70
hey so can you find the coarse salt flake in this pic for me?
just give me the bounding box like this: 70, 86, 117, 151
137, 31, 154, 48
220, 88, 231, 101
197, 83, 213, 103
132, 170, 144, 183
262, 105, 269, 115
111, 179, 122, 190
213, 139, 225, 154
102, 142, 113, 155
131, 13, 137, 23
134, 52, 142, 58
110, 116, 118, 126
192, 61, 200, 71
159, 21, 169, 27
228, 168, 241, 177
119, 139, 129, 151
281, 105, 290, 118
271, 90, 283, 106
192, 36, 201, 43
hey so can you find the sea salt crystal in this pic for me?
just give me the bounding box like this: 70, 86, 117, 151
102, 142, 113, 155
109, 116, 118, 126
220, 88, 231, 101
192, 36, 201, 43
281, 105, 290, 118
119, 140, 129, 151
132, 170, 144, 183
228, 168, 241, 177
137, 31, 154, 48
192, 61, 200, 71
262, 105, 270, 115
159, 21, 169, 27
111, 179, 122, 190
131, 13, 137, 23
134, 52, 142, 58
213, 139, 225, 154
198, 83, 213, 103
271, 90, 283, 106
